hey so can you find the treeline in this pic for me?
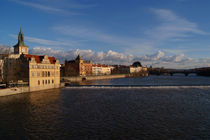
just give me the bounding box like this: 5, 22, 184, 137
148, 67, 169, 75
196, 67, 210, 76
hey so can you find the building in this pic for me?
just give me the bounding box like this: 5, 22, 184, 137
13, 27, 29, 54
0, 59, 4, 82
92, 64, 114, 75
2, 28, 60, 91
64, 55, 92, 76
111, 61, 148, 75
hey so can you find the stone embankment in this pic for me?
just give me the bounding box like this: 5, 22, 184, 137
62, 73, 149, 83
0, 83, 65, 97
62, 74, 128, 82
0, 87, 29, 97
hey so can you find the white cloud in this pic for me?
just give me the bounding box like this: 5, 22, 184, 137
147, 9, 208, 41
10, 0, 95, 15
51, 8, 209, 57
29, 47, 135, 65
139, 50, 165, 61
52, 25, 138, 47
9, 34, 79, 47
0, 44, 13, 54
28, 47, 210, 68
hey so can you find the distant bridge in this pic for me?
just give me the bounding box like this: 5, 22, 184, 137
167, 69, 197, 76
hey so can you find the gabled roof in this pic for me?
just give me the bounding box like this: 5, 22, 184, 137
24, 54, 56, 64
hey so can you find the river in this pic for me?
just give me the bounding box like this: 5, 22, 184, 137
0, 75, 210, 139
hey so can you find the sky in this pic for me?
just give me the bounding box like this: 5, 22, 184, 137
1, 0, 210, 68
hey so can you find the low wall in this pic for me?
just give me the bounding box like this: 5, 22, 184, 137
0, 87, 29, 97
62, 74, 128, 82
0, 84, 64, 97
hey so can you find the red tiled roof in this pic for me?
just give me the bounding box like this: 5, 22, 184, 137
92, 64, 107, 67
24, 54, 56, 64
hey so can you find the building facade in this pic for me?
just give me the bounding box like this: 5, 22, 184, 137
111, 62, 148, 75
92, 64, 114, 75
2, 28, 60, 91
64, 55, 92, 76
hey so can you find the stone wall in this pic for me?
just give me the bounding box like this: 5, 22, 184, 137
0, 87, 29, 97
62, 74, 128, 82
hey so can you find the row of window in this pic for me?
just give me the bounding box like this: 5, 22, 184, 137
31, 65, 60, 69
31, 71, 59, 77
38, 79, 54, 85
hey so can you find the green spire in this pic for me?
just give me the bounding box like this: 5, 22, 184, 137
20, 27, 23, 34
18, 27, 24, 46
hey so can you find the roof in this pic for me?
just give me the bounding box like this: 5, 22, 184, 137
24, 54, 56, 64
76, 55, 82, 60
92, 64, 107, 67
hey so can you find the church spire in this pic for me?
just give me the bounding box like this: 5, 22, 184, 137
13, 27, 29, 54
18, 27, 24, 46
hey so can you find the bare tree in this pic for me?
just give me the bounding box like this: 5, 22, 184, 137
0, 45, 12, 55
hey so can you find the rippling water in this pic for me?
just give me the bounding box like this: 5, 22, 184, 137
0, 75, 210, 139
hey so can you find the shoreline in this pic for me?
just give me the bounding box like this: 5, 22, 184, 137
0, 83, 65, 97
61, 74, 148, 83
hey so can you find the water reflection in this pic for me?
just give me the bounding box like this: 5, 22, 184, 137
71, 75, 210, 86
0, 76, 210, 139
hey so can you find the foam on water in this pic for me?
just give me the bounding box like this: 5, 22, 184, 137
65, 85, 210, 89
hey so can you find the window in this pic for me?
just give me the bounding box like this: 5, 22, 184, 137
37, 72, 40, 77
52, 80, 54, 84
42, 80, 44, 85
45, 80, 47, 84
38, 80, 40, 85
42, 71, 44, 77
48, 80, 50, 84
32, 72, 34, 77
45, 71, 47, 77
48, 71, 50, 77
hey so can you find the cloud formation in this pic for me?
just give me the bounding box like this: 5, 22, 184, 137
28, 47, 210, 68
146, 9, 208, 41
9, 34, 79, 47
10, 0, 95, 15
51, 8, 209, 57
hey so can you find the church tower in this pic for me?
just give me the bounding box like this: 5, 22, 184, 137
13, 27, 29, 54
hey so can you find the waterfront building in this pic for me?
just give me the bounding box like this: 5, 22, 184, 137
92, 64, 114, 75
64, 55, 92, 76
0, 60, 3, 82
2, 28, 60, 91
111, 61, 148, 75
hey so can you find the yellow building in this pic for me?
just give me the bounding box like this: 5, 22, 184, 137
92, 64, 114, 75
2, 28, 60, 91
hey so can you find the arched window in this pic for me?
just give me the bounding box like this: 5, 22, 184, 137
38, 80, 40, 85
48, 71, 50, 77
45, 80, 47, 84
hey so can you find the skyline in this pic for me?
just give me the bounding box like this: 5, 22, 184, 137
1, 0, 210, 68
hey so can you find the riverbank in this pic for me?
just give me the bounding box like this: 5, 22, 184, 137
61, 74, 129, 82
0, 83, 65, 97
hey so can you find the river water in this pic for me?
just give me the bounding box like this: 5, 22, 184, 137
0, 75, 210, 139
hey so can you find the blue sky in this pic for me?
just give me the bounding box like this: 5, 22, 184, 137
1, 0, 210, 68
